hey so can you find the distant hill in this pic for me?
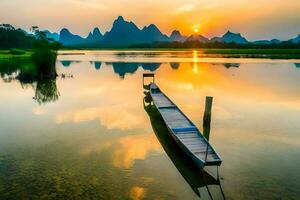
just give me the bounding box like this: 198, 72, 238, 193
169, 30, 187, 42
59, 28, 86, 45
59, 27, 103, 46
141, 24, 169, 43
101, 16, 143, 46
86, 28, 103, 43
253, 39, 281, 45
59, 16, 170, 47
211, 31, 248, 44
186, 34, 209, 43
101, 16, 169, 47
44, 30, 60, 42
290, 34, 300, 44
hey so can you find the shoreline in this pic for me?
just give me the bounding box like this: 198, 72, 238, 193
2, 49, 300, 59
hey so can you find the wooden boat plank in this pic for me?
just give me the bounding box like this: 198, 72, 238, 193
180, 138, 205, 142
190, 149, 214, 154
175, 132, 199, 136
177, 136, 200, 140
169, 124, 194, 129
182, 142, 207, 147
178, 138, 206, 142
178, 136, 205, 140
181, 143, 207, 147
184, 141, 210, 146
196, 152, 218, 157
187, 145, 213, 150
176, 134, 199, 138
162, 116, 189, 122
180, 138, 207, 143
163, 117, 190, 123
184, 144, 208, 149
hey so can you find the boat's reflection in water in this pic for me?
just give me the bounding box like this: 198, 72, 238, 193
143, 89, 225, 200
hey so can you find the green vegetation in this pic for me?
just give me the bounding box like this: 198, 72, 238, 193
131, 40, 300, 49
0, 57, 60, 104
0, 25, 61, 104
31, 29, 60, 78
9, 48, 26, 55
0, 24, 60, 66
0, 50, 32, 59
126, 40, 300, 58
0, 24, 36, 49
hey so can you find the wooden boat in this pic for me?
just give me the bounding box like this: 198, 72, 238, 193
144, 100, 225, 199
149, 83, 222, 169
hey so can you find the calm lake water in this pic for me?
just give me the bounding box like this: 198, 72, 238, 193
0, 50, 300, 200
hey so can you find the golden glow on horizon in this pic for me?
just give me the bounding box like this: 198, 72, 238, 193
194, 28, 199, 33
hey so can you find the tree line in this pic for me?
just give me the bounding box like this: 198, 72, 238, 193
0, 24, 60, 50
131, 40, 300, 49
0, 24, 37, 49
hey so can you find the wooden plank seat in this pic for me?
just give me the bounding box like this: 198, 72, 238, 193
172, 127, 198, 133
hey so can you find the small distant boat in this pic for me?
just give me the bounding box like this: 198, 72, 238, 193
149, 83, 222, 169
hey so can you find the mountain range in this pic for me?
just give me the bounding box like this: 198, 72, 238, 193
42, 16, 300, 47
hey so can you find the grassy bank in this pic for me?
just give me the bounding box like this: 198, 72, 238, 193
0, 50, 32, 59
0, 47, 58, 80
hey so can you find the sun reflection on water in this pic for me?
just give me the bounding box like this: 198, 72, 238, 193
193, 50, 199, 73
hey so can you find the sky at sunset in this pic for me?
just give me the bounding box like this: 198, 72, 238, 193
1, 0, 300, 40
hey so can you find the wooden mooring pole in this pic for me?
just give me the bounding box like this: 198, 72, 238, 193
203, 96, 213, 141
143, 73, 155, 84
143, 73, 155, 90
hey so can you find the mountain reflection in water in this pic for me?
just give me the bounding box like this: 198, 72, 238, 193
3, 58, 300, 106
108, 62, 161, 78
60, 60, 243, 79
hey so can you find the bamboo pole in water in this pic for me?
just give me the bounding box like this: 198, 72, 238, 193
203, 96, 213, 141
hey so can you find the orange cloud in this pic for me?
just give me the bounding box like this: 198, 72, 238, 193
129, 186, 146, 200
55, 105, 146, 130
113, 134, 161, 168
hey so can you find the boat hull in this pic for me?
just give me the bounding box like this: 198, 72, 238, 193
148, 83, 222, 168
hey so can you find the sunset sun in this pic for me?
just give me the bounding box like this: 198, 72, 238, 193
194, 28, 199, 33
